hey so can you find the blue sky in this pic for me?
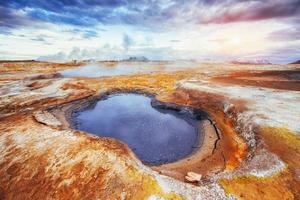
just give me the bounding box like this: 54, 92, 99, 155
0, 0, 300, 63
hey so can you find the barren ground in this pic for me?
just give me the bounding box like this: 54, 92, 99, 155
0, 61, 299, 200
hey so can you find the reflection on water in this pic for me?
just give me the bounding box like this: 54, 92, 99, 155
60, 61, 199, 77
74, 94, 201, 165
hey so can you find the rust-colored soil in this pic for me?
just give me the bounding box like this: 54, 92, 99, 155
212, 69, 300, 91
0, 61, 299, 199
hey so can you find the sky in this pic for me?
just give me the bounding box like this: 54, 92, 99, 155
0, 0, 300, 63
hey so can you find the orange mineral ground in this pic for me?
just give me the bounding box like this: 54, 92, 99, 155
0, 61, 299, 200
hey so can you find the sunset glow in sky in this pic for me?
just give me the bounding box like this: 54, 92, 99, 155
1, 0, 299, 63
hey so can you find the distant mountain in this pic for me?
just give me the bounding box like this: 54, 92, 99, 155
231, 58, 271, 65
123, 56, 149, 62
289, 60, 300, 64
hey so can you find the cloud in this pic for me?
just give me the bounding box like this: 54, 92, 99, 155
122, 33, 135, 51
30, 37, 46, 42
29, 34, 53, 45
0, 6, 38, 31
200, 0, 300, 24
139, 36, 154, 47
170, 39, 181, 43
0, 28, 11, 35
38, 51, 67, 61
268, 28, 300, 41
1, 0, 300, 30
37, 44, 179, 62
83, 30, 99, 39
1, 0, 300, 63
38, 45, 123, 61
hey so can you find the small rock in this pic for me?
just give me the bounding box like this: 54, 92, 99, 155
34, 110, 62, 128
185, 172, 202, 182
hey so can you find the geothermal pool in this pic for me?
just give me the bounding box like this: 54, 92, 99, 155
73, 94, 202, 165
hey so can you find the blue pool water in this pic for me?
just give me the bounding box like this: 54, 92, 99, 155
74, 94, 201, 165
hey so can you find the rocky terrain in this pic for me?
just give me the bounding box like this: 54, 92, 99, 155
0, 61, 299, 199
